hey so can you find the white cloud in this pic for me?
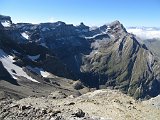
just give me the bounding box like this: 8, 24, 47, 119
127, 28, 160, 39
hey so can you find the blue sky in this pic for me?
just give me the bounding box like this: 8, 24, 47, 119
0, 0, 160, 27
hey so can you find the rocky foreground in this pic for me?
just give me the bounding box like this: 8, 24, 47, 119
0, 89, 160, 120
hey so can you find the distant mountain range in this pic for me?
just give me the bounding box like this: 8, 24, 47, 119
0, 15, 160, 101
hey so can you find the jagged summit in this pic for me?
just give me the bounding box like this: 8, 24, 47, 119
79, 22, 85, 26
0, 15, 12, 23
0, 15, 12, 28
106, 20, 127, 33
111, 20, 126, 28
110, 20, 121, 25
78, 22, 89, 28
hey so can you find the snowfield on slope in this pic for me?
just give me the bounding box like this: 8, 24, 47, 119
1, 21, 11, 27
27, 66, 51, 78
0, 49, 39, 83
21, 31, 29, 39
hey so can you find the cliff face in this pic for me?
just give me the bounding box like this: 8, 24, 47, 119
79, 21, 160, 99
0, 19, 74, 80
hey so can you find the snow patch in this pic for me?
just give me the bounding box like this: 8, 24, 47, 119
85, 33, 104, 39
107, 25, 111, 30
27, 54, 40, 61
27, 66, 50, 78
0, 49, 39, 83
41, 71, 50, 77
85, 29, 110, 39
21, 31, 29, 39
94, 51, 99, 54
1, 21, 11, 27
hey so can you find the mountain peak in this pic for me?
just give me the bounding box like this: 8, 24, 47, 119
1, 15, 160, 100
110, 20, 121, 25
80, 22, 85, 26
54, 21, 66, 26
108, 20, 127, 33
78, 22, 89, 28
0, 15, 12, 24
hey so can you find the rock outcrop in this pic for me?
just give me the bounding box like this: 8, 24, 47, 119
0, 89, 160, 120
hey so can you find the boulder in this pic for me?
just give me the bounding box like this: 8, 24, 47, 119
72, 109, 85, 118
72, 81, 84, 90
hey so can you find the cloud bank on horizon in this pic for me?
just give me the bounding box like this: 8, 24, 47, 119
127, 27, 160, 40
